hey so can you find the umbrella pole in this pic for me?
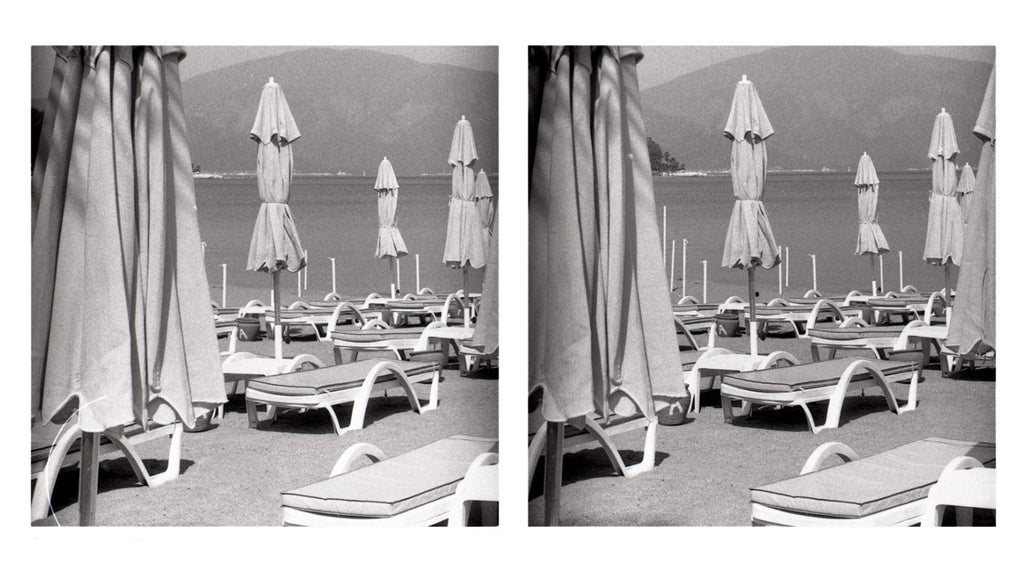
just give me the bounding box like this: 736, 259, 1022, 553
944, 264, 951, 302
273, 270, 282, 360
543, 421, 564, 526
463, 267, 470, 324
79, 431, 100, 526
870, 254, 877, 296
748, 267, 758, 356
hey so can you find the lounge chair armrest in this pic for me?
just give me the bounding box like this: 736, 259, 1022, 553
800, 442, 859, 475
418, 287, 434, 295
677, 295, 699, 306
330, 442, 387, 477
804, 289, 822, 298
840, 316, 870, 328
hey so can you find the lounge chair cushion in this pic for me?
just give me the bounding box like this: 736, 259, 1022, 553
806, 325, 905, 341
751, 437, 995, 519
386, 300, 445, 310
331, 327, 426, 343
679, 350, 708, 370
281, 435, 498, 518
247, 360, 436, 397
722, 357, 915, 393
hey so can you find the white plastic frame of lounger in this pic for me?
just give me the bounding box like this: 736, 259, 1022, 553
920, 456, 995, 527
809, 318, 929, 362
245, 360, 440, 436
448, 453, 499, 527
751, 442, 989, 526
281, 441, 494, 526
330, 320, 447, 364
526, 415, 658, 487
685, 349, 800, 414
749, 298, 859, 339
720, 359, 918, 434
31, 420, 183, 521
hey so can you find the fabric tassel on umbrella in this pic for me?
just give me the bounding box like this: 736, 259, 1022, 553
721, 75, 781, 355
374, 156, 407, 292
947, 69, 995, 357
474, 169, 495, 258
529, 46, 687, 525
956, 162, 976, 225
442, 116, 486, 322
31, 46, 226, 525
854, 152, 890, 294
922, 108, 964, 300
246, 78, 306, 358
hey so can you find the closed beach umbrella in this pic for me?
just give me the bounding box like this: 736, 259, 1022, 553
246, 78, 305, 355
443, 116, 486, 317
956, 162, 976, 225
922, 108, 964, 297
947, 69, 995, 356
529, 46, 686, 524
474, 169, 495, 258
854, 152, 890, 291
31, 46, 226, 524
470, 207, 498, 354
374, 156, 407, 289
721, 75, 780, 354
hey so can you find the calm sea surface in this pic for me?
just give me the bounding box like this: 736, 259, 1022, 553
195, 175, 497, 304
654, 171, 959, 300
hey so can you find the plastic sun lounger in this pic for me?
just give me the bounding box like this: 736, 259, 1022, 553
744, 298, 859, 339
807, 318, 930, 363
682, 348, 800, 414
920, 455, 996, 527
527, 412, 658, 487
244, 359, 440, 436
280, 435, 498, 526
750, 437, 995, 526
329, 320, 446, 364
719, 357, 919, 433
31, 419, 183, 521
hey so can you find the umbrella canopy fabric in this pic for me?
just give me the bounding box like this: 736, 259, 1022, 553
956, 162, 976, 224
529, 46, 686, 423
443, 117, 487, 269
947, 69, 995, 354
246, 79, 306, 273
854, 153, 890, 255
31, 46, 226, 433
474, 169, 495, 259
374, 157, 408, 259
923, 110, 964, 266
721, 79, 780, 270
470, 207, 499, 354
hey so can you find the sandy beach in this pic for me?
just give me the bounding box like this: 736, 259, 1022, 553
32, 328, 498, 527
527, 326, 995, 526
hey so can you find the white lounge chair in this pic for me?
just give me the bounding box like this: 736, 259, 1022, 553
280, 435, 497, 526
920, 455, 996, 527
720, 357, 919, 433
245, 359, 440, 436
750, 437, 995, 526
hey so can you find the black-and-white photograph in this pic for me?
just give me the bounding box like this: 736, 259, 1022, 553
29, 45, 498, 526
528, 45, 994, 526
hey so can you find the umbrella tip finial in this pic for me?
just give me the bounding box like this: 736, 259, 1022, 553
461, 115, 466, 121
741, 74, 748, 82
941, 107, 946, 114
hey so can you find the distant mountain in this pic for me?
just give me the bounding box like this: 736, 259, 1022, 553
181, 48, 498, 175
641, 46, 992, 171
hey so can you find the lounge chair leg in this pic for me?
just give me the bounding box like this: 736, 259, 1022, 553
246, 400, 278, 428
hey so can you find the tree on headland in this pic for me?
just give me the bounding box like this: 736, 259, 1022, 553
647, 137, 683, 174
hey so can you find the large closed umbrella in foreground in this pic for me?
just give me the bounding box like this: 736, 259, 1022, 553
374, 156, 407, 291
922, 108, 963, 298
854, 152, 890, 293
947, 69, 995, 356
443, 116, 486, 320
474, 169, 495, 259
246, 78, 305, 357
31, 46, 226, 524
956, 162, 976, 225
529, 46, 686, 525
721, 75, 780, 355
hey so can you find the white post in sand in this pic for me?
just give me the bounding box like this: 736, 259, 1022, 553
297, 266, 302, 298
662, 205, 667, 268
330, 257, 337, 296
879, 254, 885, 293
778, 260, 783, 295
899, 251, 904, 291
396, 259, 402, 293
681, 239, 688, 299
391, 283, 396, 299
270, 288, 275, 310
701, 260, 708, 304
303, 250, 308, 291
221, 264, 227, 308
785, 246, 790, 287
810, 254, 817, 292
872, 280, 878, 297
274, 325, 283, 360
416, 254, 421, 293
669, 240, 676, 293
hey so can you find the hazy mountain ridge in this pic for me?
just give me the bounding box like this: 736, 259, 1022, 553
181, 48, 498, 175
641, 46, 992, 172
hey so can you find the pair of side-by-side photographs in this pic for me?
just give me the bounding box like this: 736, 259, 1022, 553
30, 45, 994, 527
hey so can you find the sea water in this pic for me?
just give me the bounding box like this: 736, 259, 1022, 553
196, 175, 497, 304
654, 171, 959, 301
